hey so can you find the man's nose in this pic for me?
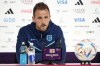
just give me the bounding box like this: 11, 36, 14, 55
41, 18, 45, 23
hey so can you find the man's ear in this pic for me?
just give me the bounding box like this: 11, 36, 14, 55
50, 15, 51, 19
49, 15, 51, 21
32, 16, 35, 22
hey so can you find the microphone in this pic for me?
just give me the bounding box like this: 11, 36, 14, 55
58, 39, 62, 48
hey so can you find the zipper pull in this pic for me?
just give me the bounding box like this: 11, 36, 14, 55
41, 34, 42, 39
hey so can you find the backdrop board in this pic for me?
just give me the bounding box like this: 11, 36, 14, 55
0, 0, 100, 53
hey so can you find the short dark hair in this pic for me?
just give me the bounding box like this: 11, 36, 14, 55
33, 2, 50, 16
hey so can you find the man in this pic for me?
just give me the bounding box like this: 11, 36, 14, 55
16, 2, 66, 64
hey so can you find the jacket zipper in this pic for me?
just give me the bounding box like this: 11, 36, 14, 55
41, 34, 42, 39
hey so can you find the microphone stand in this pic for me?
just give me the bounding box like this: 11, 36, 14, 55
47, 61, 53, 64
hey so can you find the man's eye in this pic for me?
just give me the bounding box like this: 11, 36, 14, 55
45, 16, 48, 19
37, 17, 42, 19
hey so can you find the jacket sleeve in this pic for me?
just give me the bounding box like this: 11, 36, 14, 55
16, 28, 29, 63
53, 26, 66, 64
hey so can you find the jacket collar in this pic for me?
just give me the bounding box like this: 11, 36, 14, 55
30, 20, 53, 39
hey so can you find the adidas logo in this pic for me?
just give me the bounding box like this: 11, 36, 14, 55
92, 17, 100, 23
75, 0, 83, 5
5, 8, 14, 14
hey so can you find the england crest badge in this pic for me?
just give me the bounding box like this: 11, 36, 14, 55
46, 35, 52, 42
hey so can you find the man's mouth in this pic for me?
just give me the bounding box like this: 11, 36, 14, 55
41, 24, 46, 27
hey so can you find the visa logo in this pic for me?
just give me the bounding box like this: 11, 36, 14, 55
57, 0, 67, 4
74, 18, 85, 22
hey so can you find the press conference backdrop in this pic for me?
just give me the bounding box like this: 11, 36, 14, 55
0, 0, 100, 52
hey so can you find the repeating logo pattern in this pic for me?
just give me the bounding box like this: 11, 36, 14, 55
0, 0, 100, 52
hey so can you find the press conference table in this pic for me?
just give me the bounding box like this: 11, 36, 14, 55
0, 63, 100, 66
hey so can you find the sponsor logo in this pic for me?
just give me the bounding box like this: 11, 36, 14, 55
8, 38, 11, 42
5, 32, 14, 34
0, 46, 7, 48
97, 25, 100, 27
56, 10, 68, 13
50, 49, 55, 53
3, 0, 8, 4
74, 18, 85, 22
92, 17, 100, 23
21, 0, 33, 4
5, 8, 14, 14
30, 39, 37, 41
9, 0, 16, 3
91, 0, 100, 4
0, 25, 8, 30
3, 0, 16, 4
16, 25, 23, 28
5, 38, 14, 43
75, 0, 83, 5
0, 26, 8, 28
86, 31, 94, 34
75, 25, 89, 28
57, 0, 67, 4
94, 8, 100, 14
21, 18, 31, 22
73, 39, 95, 42
21, 9, 32, 13
73, 8, 85, 13
3, 18, 15, 22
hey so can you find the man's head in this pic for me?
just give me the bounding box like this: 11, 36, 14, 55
32, 2, 51, 32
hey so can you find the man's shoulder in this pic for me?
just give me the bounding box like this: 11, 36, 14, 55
53, 23, 61, 31
51, 22, 61, 30
19, 22, 33, 31
50, 22, 63, 35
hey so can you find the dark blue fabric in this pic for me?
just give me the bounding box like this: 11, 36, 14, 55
16, 20, 66, 64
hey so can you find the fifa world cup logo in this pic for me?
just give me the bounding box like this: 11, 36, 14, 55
49, 49, 55, 53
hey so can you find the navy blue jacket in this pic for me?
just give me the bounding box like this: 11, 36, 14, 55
16, 21, 66, 64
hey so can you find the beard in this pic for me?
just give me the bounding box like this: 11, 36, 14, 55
36, 23, 48, 32
40, 24, 47, 31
